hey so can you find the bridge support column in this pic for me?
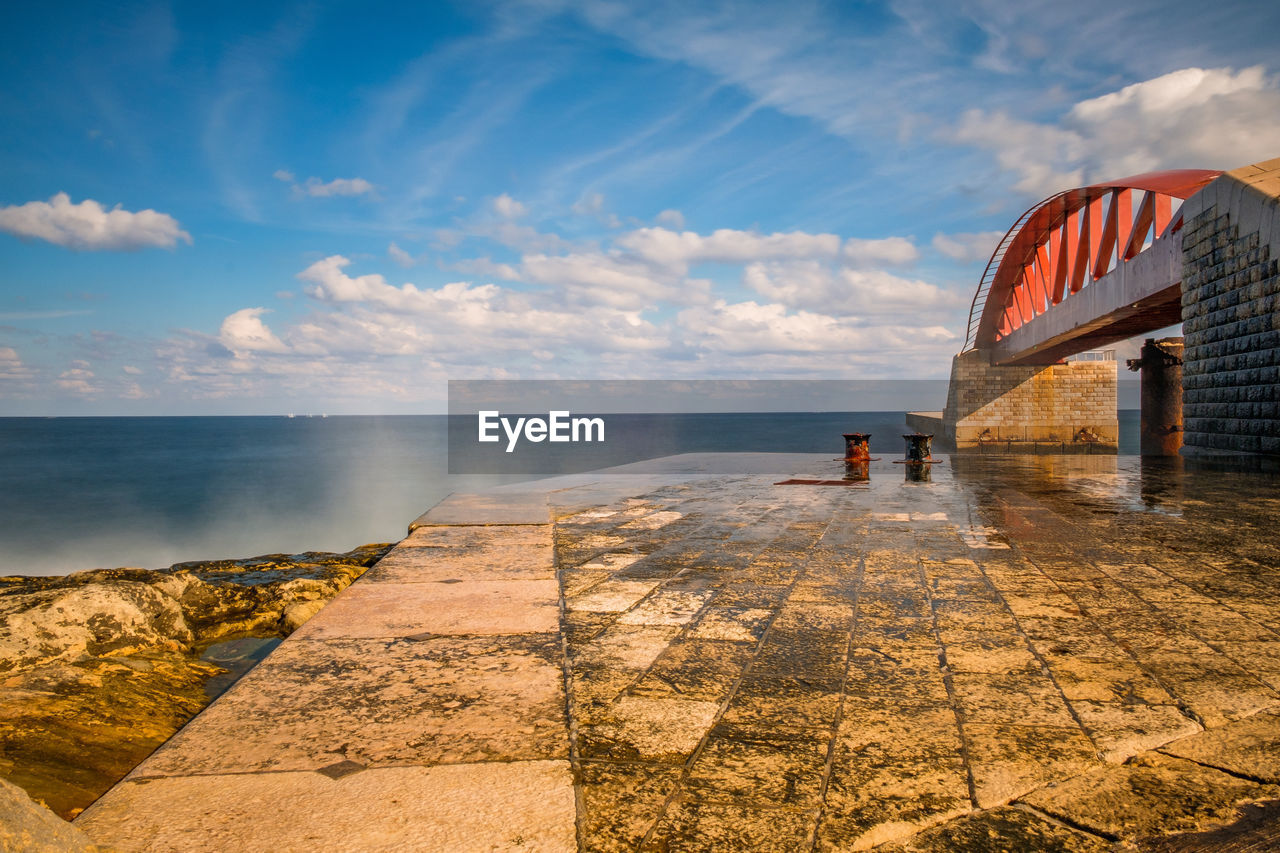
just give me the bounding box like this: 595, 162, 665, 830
1179, 157, 1280, 456
1127, 338, 1183, 456
941, 349, 1118, 453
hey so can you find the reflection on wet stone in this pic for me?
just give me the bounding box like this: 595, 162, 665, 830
579, 762, 683, 853
686, 722, 829, 807
552, 457, 1280, 850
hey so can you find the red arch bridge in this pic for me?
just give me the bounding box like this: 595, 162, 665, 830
963, 169, 1222, 365
930, 157, 1280, 456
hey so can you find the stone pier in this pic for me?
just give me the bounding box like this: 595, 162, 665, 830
71, 454, 1280, 852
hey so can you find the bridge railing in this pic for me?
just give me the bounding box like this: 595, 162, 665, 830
960, 201, 1041, 353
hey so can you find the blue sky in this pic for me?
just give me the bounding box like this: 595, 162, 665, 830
1, 0, 1278, 414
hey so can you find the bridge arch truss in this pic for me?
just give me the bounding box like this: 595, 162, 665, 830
962, 169, 1223, 360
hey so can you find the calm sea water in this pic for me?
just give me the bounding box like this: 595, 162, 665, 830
0, 412, 1140, 576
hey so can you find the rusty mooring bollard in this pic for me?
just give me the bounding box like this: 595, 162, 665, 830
843, 433, 871, 462
902, 433, 933, 463
843, 461, 870, 482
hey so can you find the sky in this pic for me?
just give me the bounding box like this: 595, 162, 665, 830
1, 0, 1278, 415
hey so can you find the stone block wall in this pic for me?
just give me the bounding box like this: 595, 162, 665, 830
942, 349, 1118, 452
1179, 158, 1280, 456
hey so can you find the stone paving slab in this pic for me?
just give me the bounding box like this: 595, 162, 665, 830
1021, 751, 1280, 840
367, 524, 554, 582
76, 761, 576, 853
122, 635, 566, 777
76, 453, 1280, 851
1158, 709, 1280, 783
876, 806, 1109, 852
410, 492, 554, 526
291, 577, 561, 638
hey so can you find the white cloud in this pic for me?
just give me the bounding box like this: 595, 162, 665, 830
0, 193, 191, 250
56, 362, 99, 395
303, 177, 375, 198
679, 300, 843, 354
450, 257, 521, 280
293, 256, 671, 350
491, 222, 570, 252
0, 346, 35, 382
841, 236, 919, 268
450, 220, 572, 254
615, 227, 840, 274
742, 260, 963, 315
656, 209, 685, 228
571, 193, 605, 216
571, 193, 622, 228
519, 251, 706, 310
435, 222, 926, 322
219, 307, 287, 355
161, 255, 678, 395
1070, 66, 1269, 121
954, 66, 1280, 197
122, 365, 143, 375
953, 111, 1085, 196
388, 241, 416, 268
493, 193, 527, 219
932, 231, 1004, 264
137, 211, 975, 403
274, 171, 375, 198
297, 256, 446, 307
677, 299, 956, 357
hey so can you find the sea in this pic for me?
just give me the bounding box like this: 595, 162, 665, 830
0, 412, 1141, 577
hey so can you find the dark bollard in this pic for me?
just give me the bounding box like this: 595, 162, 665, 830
843, 461, 870, 482
905, 463, 932, 483
842, 433, 871, 462
902, 433, 933, 463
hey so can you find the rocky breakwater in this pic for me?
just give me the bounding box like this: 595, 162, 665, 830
0, 543, 392, 822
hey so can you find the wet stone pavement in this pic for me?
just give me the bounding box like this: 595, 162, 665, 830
555, 456, 1280, 851
74, 453, 1280, 852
